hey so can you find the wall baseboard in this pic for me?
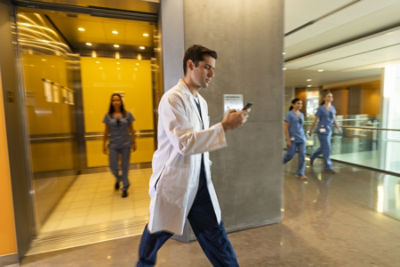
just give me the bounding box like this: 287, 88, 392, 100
0, 253, 19, 266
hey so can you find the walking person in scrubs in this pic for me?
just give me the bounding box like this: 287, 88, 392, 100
103, 93, 136, 198
308, 91, 342, 173
136, 45, 250, 267
283, 98, 307, 179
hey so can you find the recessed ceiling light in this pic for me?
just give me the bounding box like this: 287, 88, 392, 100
318, 69, 324, 72
307, 84, 312, 87
306, 79, 312, 82
139, 46, 145, 50
142, 33, 149, 37
116, 61, 120, 65
86, 42, 92, 46
95, 61, 100, 64
113, 44, 120, 48
112, 30, 119, 35
282, 67, 287, 71
282, 52, 286, 55
78, 27, 85, 32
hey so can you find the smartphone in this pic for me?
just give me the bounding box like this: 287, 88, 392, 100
242, 102, 253, 111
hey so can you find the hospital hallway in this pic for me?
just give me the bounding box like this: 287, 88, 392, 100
20, 159, 400, 267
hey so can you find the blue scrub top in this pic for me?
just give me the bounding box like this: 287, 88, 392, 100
103, 111, 135, 149
285, 110, 306, 142
316, 105, 336, 134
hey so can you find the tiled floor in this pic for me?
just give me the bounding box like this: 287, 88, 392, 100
40, 169, 152, 233
21, 160, 400, 266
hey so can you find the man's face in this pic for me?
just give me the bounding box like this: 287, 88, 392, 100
190, 55, 216, 89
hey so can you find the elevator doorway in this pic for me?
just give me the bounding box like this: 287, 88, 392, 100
15, 3, 162, 255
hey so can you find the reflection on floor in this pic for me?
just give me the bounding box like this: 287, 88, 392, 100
41, 169, 151, 232
22, 161, 400, 266
26, 169, 151, 256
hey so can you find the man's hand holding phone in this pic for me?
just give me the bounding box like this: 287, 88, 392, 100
221, 103, 252, 131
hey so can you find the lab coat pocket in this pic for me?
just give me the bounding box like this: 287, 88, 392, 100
158, 166, 187, 207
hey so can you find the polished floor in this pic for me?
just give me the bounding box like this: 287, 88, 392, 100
21, 158, 400, 266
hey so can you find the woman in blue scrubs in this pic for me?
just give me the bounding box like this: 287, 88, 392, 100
283, 98, 307, 179
103, 93, 136, 198
308, 91, 342, 173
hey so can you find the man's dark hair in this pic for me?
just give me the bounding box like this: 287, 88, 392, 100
183, 45, 218, 75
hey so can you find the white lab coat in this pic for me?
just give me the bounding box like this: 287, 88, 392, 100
147, 80, 227, 235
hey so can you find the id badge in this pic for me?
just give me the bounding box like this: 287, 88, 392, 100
319, 128, 326, 133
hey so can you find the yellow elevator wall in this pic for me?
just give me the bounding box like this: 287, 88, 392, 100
0, 71, 17, 255
22, 54, 75, 172
80, 57, 154, 167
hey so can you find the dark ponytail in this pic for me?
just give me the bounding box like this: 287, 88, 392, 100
289, 98, 301, 111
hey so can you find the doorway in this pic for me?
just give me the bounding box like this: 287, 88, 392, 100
15, 4, 161, 255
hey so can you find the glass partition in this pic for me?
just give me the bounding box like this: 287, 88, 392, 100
305, 115, 400, 175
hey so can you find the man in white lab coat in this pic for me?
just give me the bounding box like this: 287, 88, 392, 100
137, 45, 250, 267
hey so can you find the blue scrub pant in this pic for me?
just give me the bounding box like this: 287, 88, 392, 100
109, 146, 131, 190
310, 133, 332, 170
137, 165, 239, 267
283, 141, 306, 176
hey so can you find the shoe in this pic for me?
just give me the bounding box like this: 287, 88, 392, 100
324, 168, 336, 174
122, 190, 128, 198
114, 181, 120, 191
299, 175, 308, 180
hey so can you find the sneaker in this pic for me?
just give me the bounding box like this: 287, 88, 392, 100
114, 181, 120, 191
122, 190, 128, 198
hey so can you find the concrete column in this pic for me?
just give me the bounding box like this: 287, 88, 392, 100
162, 0, 284, 241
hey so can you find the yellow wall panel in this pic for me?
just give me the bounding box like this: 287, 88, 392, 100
30, 142, 75, 172
81, 57, 154, 167
0, 72, 17, 255
86, 138, 154, 167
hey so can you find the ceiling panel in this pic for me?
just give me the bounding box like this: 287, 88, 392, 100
284, 0, 354, 34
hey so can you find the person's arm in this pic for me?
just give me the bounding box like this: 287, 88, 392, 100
284, 121, 291, 147
128, 122, 137, 152
333, 116, 343, 134
308, 116, 318, 136
103, 125, 109, 154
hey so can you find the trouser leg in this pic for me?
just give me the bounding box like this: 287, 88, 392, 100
319, 133, 332, 169
109, 147, 121, 182
283, 141, 296, 164
136, 225, 173, 267
187, 166, 239, 267
120, 146, 131, 190
297, 142, 306, 176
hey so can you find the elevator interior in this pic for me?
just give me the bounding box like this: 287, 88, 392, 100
15, 5, 162, 254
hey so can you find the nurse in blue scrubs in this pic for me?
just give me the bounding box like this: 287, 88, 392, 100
283, 98, 307, 179
308, 91, 342, 173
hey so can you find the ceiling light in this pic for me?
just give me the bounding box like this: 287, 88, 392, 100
41, 58, 47, 62
78, 27, 85, 32
282, 52, 286, 55
142, 33, 149, 37
306, 79, 312, 82
117, 67, 120, 70
318, 69, 324, 72
307, 85, 312, 87
91, 50, 97, 58
134, 68, 138, 71
95, 61, 100, 64
113, 44, 120, 48
137, 54, 142, 60
99, 67, 103, 70
86, 42, 92, 46
139, 46, 145, 50
115, 52, 120, 60
136, 63, 140, 66
282, 67, 287, 71
112, 30, 119, 35
116, 61, 120, 65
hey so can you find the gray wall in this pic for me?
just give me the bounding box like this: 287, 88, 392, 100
162, 0, 284, 240
0, 0, 36, 257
